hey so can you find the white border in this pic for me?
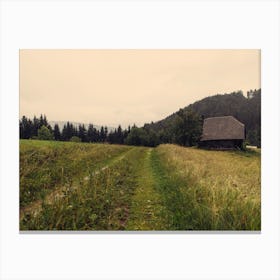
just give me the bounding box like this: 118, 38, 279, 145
1, 1, 280, 280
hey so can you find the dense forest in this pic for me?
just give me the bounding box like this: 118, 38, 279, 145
19, 89, 261, 147
144, 89, 261, 147
20, 114, 132, 145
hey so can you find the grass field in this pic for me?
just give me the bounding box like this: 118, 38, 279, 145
20, 140, 261, 231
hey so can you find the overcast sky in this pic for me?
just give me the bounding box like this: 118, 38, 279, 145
20, 49, 260, 127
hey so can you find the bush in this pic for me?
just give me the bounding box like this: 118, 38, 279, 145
38, 125, 54, 140
70, 136, 81, 142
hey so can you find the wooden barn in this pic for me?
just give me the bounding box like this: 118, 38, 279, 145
199, 116, 245, 149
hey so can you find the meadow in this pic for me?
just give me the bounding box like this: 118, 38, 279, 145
20, 140, 261, 231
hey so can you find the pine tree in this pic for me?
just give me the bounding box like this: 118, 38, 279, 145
104, 126, 108, 142
43, 114, 48, 126
117, 125, 123, 144
100, 126, 106, 142
78, 124, 87, 142
20, 116, 33, 139
61, 124, 67, 141
32, 116, 40, 137
61, 122, 74, 141
39, 114, 44, 127
87, 124, 95, 142
53, 124, 61, 140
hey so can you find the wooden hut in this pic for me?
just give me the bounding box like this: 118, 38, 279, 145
199, 116, 245, 149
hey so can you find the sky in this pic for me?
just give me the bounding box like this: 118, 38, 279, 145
20, 49, 260, 128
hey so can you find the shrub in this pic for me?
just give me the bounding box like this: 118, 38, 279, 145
38, 125, 54, 140
70, 136, 81, 142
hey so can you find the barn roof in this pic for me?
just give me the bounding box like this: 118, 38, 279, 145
200, 116, 245, 141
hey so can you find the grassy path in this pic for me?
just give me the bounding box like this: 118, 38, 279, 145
150, 149, 191, 230
126, 148, 169, 230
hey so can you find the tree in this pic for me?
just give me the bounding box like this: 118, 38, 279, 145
61, 122, 76, 141
100, 126, 106, 142
32, 116, 40, 137
38, 125, 54, 140
146, 130, 160, 147
53, 124, 61, 140
123, 128, 129, 141
173, 109, 202, 146
125, 127, 149, 146
104, 126, 108, 141
61, 124, 68, 141
108, 129, 117, 144
78, 124, 87, 142
20, 116, 33, 139
116, 125, 124, 144
87, 124, 95, 142
38, 114, 48, 127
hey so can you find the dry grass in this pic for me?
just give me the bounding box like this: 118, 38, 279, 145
154, 144, 261, 230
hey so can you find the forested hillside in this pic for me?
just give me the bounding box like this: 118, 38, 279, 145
144, 89, 261, 147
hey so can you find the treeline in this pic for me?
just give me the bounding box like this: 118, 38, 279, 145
19, 115, 161, 147
20, 115, 125, 144
20, 89, 261, 147
19, 110, 202, 147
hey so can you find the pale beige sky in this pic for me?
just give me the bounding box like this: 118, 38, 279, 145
20, 49, 260, 127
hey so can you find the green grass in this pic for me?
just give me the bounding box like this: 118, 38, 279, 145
126, 148, 169, 230
21, 146, 147, 230
20, 140, 131, 207
20, 140, 261, 231
152, 144, 261, 230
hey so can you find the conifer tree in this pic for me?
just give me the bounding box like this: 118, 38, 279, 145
53, 124, 61, 140
20, 116, 33, 139
117, 125, 123, 144
100, 126, 106, 142
78, 124, 87, 142
87, 124, 95, 142
32, 116, 40, 137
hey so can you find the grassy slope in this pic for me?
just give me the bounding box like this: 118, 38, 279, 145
20, 140, 261, 231
21, 146, 149, 230
20, 140, 131, 208
153, 144, 261, 230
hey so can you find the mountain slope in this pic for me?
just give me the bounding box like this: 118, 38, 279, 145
144, 89, 261, 146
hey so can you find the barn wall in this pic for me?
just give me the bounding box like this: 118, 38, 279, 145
199, 139, 243, 149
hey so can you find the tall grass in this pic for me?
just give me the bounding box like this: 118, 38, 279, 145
153, 145, 261, 230
20, 140, 131, 207
20, 140, 261, 231
20, 147, 148, 230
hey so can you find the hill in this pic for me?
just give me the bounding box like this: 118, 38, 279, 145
144, 89, 261, 146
